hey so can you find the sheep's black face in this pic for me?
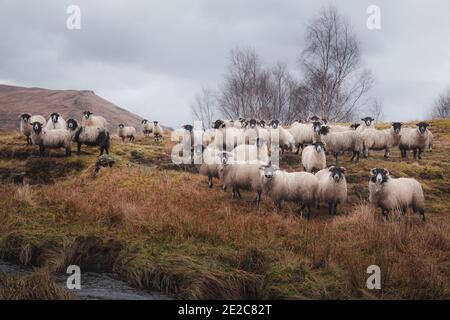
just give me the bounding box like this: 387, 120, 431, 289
313, 141, 325, 153
142, 119, 148, 124
50, 113, 60, 123
212, 119, 223, 129
319, 125, 330, 136
153, 121, 159, 125
219, 152, 230, 165
249, 119, 257, 129
416, 122, 429, 134
370, 168, 389, 184
361, 117, 375, 127
67, 119, 78, 130
20, 113, 31, 122
329, 166, 345, 183
392, 122, 402, 134
118, 124, 125, 129
239, 118, 246, 123
269, 119, 280, 129
321, 118, 328, 125
31, 122, 42, 134
183, 124, 193, 132
295, 119, 304, 124
258, 120, 266, 128
312, 121, 322, 133
310, 115, 320, 122
350, 123, 361, 130
83, 111, 92, 119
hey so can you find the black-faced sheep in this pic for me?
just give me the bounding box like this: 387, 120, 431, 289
369, 168, 425, 221
301, 141, 327, 173
357, 116, 375, 132
315, 166, 347, 215
196, 145, 231, 188
153, 121, 164, 141
30, 122, 72, 157
118, 124, 136, 142
361, 122, 403, 159
67, 118, 110, 156
319, 126, 362, 163
141, 120, 154, 136
82, 111, 108, 128
45, 112, 67, 130
19, 113, 32, 145
399, 122, 431, 160
259, 163, 319, 219
289, 121, 322, 154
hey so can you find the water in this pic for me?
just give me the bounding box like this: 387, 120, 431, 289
0, 262, 168, 300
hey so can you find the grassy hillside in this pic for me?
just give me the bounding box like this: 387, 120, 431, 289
0, 119, 449, 299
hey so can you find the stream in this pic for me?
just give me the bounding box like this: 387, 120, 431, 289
0, 261, 168, 300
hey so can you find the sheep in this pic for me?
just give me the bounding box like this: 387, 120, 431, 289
30, 122, 72, 157
361, 122, 403, 159
426, 130, 433, 152
399, 122, 430, 160
233, 118, 246, 128
218, 161, 264, 203
315, 166, 347, 215
301, 141, 327, 173
268, 120, 295, 153
82, 111, 108, 128
19, 113, 32, 145
153, 121, 164, 141
212, 120, 245, 150
289, 121, 322, 154
67, 119, 110, 156
369, 168, 425, 222
45, 113, 67, 130
356, 116, 375, 132
231, 138, 269, 164
30, 115, 46, 126
118, 124, 136, 142
318, 126, 362, 163
259, 163, 319, 219
141, 120, 154, 136
195, 145, 231, 188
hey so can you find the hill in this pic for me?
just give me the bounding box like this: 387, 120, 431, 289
0, 84, 143, 131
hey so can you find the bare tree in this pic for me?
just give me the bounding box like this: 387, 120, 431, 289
300, 6, 373, 122
365, 98, 383, 122
431, 88, 450, 118
190, 88, 218, 129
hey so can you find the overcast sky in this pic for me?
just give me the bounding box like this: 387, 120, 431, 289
1, 0, 449, 127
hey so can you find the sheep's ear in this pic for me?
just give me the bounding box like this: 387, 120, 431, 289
383, 169, 390, 176
329, 166, 335, 172
370, 168, 377, 175
340, 167, 346, 173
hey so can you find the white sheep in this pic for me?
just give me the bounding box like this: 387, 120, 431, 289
19, 113, 32, 145
369, 168, 425, 221
315, 166, 347, 215
259, 163, 319, 219
218, 161, 264, 203
141, 120, 154, 136
399, 122, 430, 160
118, 124, 136, 142
356, 116, 375, 132
426, 131, 433, 152
233, 118, 246, 128
289, 121, 322, 154
268, 120, 295, 153
361, 122, 403, 158
67, 118, 110, 156
301, 141, 327, 173
153, 121, 164, 141
45, 113, 67, 130
30, 121, 72, 156
82, 111, 108, 128
212, 120, 244, 151
30, 115, 46, 126
196, 145, 231, 188
318, 126, 362, 163
231, 138, 269, 164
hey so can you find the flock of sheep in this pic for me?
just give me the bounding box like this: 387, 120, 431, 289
18, 112, 163, 156
17, 111, 431, 222
180, 116, 431, 221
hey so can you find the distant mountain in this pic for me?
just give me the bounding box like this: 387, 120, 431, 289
0, 84, 145, 132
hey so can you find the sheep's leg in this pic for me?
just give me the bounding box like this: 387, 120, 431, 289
255, 190, 261, 205
275, 200, 283, 210
208, 176, 213, 189
306, 205, 312, 220
418, 148, 423, 160
363, 148, 369, 159
384, 148, 390, 159
66, 147, 71, 157
39, 145, 45, 157
231, 185, 237, 199
413, 149, 418, 159
222, 184, 227, 192
333, 203, 338, 215
382, 209, 389, 222
295, 143, 300, 155
333, 153, 338, 166
236, 188, 242, 199
350, 151, 356, 161
77, 142, 82, 156
419, 209, 426, 222
355, 151, 360, 162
